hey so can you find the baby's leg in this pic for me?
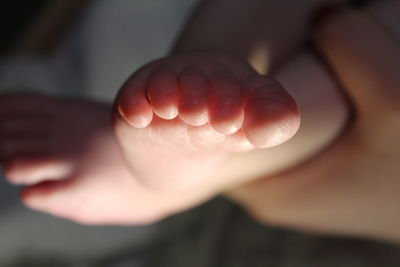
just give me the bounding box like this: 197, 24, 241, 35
0, 95, 177, 224
2, 93, 251, 224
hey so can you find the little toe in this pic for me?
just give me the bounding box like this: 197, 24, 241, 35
208, 72, 244, 135
243, 77, 300, 148
147, 68, 179, 120
178, 68, 209, 126
4, 158, 74, 185
116, 72, 153, 128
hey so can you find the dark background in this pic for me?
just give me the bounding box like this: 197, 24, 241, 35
0, 1, 49, 54
0, 0, 371, 55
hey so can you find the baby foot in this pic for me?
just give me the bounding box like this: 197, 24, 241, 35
114, 53, 300, 191
0, 93, 200, 224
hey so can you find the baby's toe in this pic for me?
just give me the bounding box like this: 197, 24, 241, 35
208, 73, 244, 135
147, 68, 179, 120
178, 68, 209, 126
243, 77, 300, 148
117, 72, 153, 128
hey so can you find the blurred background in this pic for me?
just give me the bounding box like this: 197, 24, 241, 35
0, 1, 49, 54
1, 0, 400, 267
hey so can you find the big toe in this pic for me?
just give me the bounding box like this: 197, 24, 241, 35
243, 77, 300, 148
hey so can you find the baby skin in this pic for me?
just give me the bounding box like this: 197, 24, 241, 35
4, 88, 271, 224
1, 0, 351, 224
1, 50, 345, 225
1, 95, 178, 224
114, 53, 300, 190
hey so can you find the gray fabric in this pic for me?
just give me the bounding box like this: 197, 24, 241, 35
156, 199, 400, 267
3, 194, 400, 266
